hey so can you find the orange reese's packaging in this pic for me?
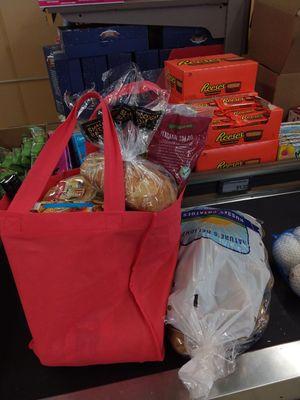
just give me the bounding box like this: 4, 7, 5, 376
196, 139, 279, 171
188, 94, 283, 149
165, 53, 258, 103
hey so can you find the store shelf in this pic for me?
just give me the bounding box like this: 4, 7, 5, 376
44, 0, 251, 54
185, 159, 300, 207
44, 341, 300, 400
189, 159, 300, 186
44, 0, 227, 14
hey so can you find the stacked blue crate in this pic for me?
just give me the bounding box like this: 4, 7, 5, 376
159, 49, 172, 68
81, 56, 107, 92
43, 45, 66, 115
161, 26, 224, 48
44, 25, 224, 116
134, 49, 159, 71
43, 45, 84, 115
45, 25, 149, 116
107, 53, 132, 69
148, 26, 224, 49
59, 25, 149, 58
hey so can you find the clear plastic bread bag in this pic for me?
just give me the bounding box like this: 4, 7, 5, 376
75, 63, 177, 212
81, 121, 178, 212
166, 206, 273, 399
65, 63, 169, 141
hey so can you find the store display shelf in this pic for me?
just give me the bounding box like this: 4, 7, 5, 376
43, 0, 251, 54
185, 159, 300, 206
43, 0, 227, 15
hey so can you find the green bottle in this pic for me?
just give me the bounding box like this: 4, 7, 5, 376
10, 147, 25, 174
31, 133, 46, 166
21, 136, 34, 170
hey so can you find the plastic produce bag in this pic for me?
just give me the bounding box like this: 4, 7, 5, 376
167, 207, 273, 399
273, 227, 300, 296
0, 147, 9, 163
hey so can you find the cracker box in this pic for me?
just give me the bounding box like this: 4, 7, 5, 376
288, 107, 300, 122
196, 139, 278, 171
165, 53, 258, 102
278, 122, 300, 161
188, 95, 283, 149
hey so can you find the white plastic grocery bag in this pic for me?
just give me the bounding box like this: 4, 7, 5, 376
167, 207, 272, 399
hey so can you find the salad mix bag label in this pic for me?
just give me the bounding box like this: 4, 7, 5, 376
148, 110, 211, 189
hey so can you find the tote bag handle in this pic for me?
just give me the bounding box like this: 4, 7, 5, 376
89, 80, 167, 120
9, 91, 125, 213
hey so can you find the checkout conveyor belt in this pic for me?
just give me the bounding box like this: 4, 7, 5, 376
1, 191, 300, 400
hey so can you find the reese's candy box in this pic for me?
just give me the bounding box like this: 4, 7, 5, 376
196, 140, 279, 171
188, 96, 283, 149
233, 110, 269, 126
215, 95, 257, 110
224, 107, 265, 118
165, 53, 258, 102
211, 117, 235, 130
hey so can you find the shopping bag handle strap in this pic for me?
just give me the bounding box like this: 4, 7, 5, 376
105, 79, 165, 103
9, 91, 125, 213
89, 80, 166, 121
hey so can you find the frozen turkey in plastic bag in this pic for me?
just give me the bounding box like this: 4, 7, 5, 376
167, 206, 273, 399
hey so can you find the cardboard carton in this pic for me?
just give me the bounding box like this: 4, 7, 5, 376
165, 53, 257, 102
0, 0, 60, 128
186, 94, 283, 149
206, 107, 282, 149
256, 64, 300, 119
0, 124, 56, 149
249, 0, 300, 74
0, 80, 59, 129
196, 139, 279, 171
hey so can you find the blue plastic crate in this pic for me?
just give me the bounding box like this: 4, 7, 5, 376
94, 56, 108, 91
134, 49, 160, 71
107, 52, 132, 69
163, 27, 222, 48
59, 25, 149, 58
149, 26, 224, 49
43, 45, 70, 115
81, 56, 107, 91
159, 49, 171, 68
44, 45, 85, 115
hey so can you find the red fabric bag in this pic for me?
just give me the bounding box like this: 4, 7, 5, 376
0, 91, 182, 366
0, 195, 10, 210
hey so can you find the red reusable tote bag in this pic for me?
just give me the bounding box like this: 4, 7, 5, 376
0, 195, 10, 210
0, 91, 182, 366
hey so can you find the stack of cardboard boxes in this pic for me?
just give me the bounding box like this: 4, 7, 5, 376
0, 0, 59, 129
165, 53, 283, 171
249, 0, 300, 119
